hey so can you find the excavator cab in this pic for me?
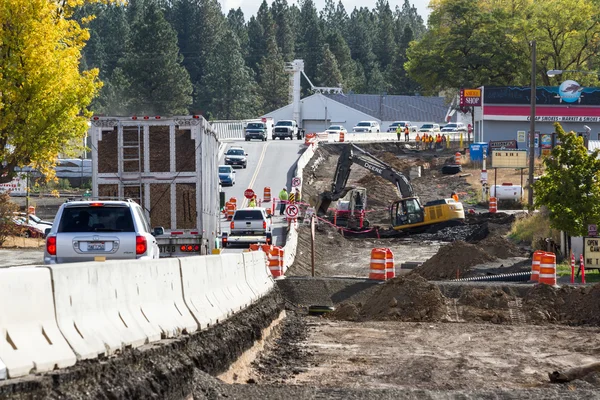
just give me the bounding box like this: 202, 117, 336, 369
390, 197, 425, 227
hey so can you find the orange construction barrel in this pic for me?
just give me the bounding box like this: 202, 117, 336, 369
268, 246, 283, 277
385, 248, 395, 279
489, 197, 497, 213
531, 250, 543, 282
264, 187, 271, 203
454, 152, 462, 165
369, 248, 387, 280
539, 252, 557, 286
339, 131, 345, 142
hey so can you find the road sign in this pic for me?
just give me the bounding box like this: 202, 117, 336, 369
244, 188, 255, 199
292, 177, 301, 187
285, 204, 299, 218
589, 224, 598, 237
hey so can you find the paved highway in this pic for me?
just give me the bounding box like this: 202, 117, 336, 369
219, 138, 305, 253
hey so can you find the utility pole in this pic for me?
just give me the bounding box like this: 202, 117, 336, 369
528, 40, 536, 208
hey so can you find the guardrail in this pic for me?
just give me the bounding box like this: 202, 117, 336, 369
0, 252, 273, 379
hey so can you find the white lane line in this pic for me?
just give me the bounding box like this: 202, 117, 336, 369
241, 141, 270, 208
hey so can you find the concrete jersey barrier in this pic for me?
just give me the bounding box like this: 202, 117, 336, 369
0, 267, 76, 377
242, 251, 273, 299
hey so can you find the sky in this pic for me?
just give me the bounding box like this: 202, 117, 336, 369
221, 0, 432, 23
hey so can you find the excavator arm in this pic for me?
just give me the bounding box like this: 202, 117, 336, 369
315, 144, 415, 216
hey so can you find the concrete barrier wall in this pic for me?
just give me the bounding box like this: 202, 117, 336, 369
0, 267, 76, 378
0, 252, 274, 379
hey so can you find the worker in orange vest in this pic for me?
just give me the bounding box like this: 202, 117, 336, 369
452, 191, 459, 202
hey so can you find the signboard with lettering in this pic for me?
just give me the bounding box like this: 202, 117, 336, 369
584, 237, 600, 270
540, 134, 553, 149
460, 88, 482, 107
491, 149, 527, 168
589, 224, 598, 237
489, 140, 518, 150
517, 131, 526, 143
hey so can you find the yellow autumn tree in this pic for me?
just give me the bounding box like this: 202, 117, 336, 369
0, 0, 108, 183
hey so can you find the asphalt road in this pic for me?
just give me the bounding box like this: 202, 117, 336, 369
219, 138, 305, 253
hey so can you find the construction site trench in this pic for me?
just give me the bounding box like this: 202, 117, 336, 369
5, 143, 600, 399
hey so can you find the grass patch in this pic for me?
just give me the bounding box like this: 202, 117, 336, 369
508, 212, 558, 246
556, 261, 600, 282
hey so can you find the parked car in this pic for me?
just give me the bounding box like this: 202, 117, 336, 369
326, 125, 348, 134
218, 165, 236, 186
224, 147, 247, 168
441, 122, 467, 133
11, 217, 45, 238
387, 121, 416, 133
43, 199, 160, 264
352, 121, 380, 133
13, 212, 52, 237
419, 123, 441, 134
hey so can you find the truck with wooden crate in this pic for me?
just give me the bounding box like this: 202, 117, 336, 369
90, 115, 220, 257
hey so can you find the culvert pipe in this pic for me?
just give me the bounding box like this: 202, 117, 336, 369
450, 271, 532, 283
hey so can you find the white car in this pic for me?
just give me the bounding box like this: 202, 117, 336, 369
441, 122, 467, 133
352, 121, 380, 133
326, 125, 347, 134
419, 123, 441, 134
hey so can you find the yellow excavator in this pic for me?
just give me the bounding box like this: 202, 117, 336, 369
315, 144, 465, 232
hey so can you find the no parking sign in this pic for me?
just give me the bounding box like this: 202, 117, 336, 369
292, 177, 301, 187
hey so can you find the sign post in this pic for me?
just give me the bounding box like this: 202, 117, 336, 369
311, 215, 316, 277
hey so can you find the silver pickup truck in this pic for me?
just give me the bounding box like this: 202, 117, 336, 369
222, 207, 273, 247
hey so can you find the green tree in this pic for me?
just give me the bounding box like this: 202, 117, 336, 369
0, 0, 104, 182
272, 0, 296, 61
203, 29, 258, 119
120, 2, 193, 115
316, 44, 343, 88
405, 0, 525, 94
374, 0, 396, 70
296, 0, 324, 82
326, 31, 356, 90
394, 0, 426, 40
534, 123, 600, 237
257, 37, 289, 112
386, 25, 421, 94
247, 16, 266, 73
227, 8, 249, 59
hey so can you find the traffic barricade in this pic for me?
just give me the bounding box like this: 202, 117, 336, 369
539, 252, 557, 286
339, 131, 345, 142
385, 248, 395, 279
454, 152, 462, 164
264, 187, 271, 202
226, 202, 236, 220
531, 250, 543, 282
489, 197, 497, 213
369, 248, 387, 280
268, 246, 283, 277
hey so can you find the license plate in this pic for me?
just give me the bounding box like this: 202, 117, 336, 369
160, 245, 176, 253
87, 242, 105, 251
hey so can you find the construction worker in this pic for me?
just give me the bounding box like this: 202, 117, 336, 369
415, 133, 421, 148
452, 191, 459, 202
278, 187, 288, 215
295, 187, 301, 203
404, 125, 410, 142
249, 195, 257, 208
396, 124, 402, 141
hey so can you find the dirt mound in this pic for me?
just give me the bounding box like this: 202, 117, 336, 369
523, 283, 600, 325
412, 241, 496, 280
357, 274, 446, 322
476, 233, 525, 258
326, 303, 361, 321
466, 212, 516, 225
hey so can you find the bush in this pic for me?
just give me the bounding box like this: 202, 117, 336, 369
0, 192, 19, 246
508, 211, 559, 246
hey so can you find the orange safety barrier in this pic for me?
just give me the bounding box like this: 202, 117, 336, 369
339, 131, 345, 142
305, 133, 316, 145
28, 206, 36, 215
279, 247, 284, 269
226, 202, 236, 220
539, 252, 557, 286
264, 187, 271, 203
531, 250, 543, 282
268, 246, 283, 277
385, 248, 395, 279
249, 244, 260, 251
489, 197, 497, 213
454, 152, 462, 165
369, 248, 387, 280
229, 197, 237, 207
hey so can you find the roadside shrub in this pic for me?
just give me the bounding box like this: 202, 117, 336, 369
0, 192, 19, 246
508, 210, 559, 246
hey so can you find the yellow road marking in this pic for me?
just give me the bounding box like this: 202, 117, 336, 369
241, 141, 269, 208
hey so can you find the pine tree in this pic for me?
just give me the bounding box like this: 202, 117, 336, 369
257, 37, 289, 112
394, 0, 426, 42
296, 0, 323, 84
325, 31, 355, 90
271, 0, 295, 61
227, 8, 249, 59
386, 25, 421, 95
316, 44, 343, 88
120, 2, 193, 115
374, 0, 396, 70
247, 16, 265, 74
203, 29, 259, 119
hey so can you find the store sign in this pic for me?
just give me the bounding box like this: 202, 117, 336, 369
489, 140, 518, 150
491, 149, 527, 168
526, 116, 600, 122
517, 131, 526, 142
460, 88, 482, 107
584, 237, 600, 269
559, 80, 583, 103
540, 134, 553, 149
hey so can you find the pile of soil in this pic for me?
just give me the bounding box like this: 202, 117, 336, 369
328, 274, 447, 322
288, 224, 349, 276
476, 233, 526, 258
412, 241, 496, 280
523, 284, 600, 325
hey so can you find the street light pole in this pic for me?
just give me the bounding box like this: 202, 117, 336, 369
528, 40, 536, 208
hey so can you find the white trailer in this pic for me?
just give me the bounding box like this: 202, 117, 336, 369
90, 115, 220, 257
